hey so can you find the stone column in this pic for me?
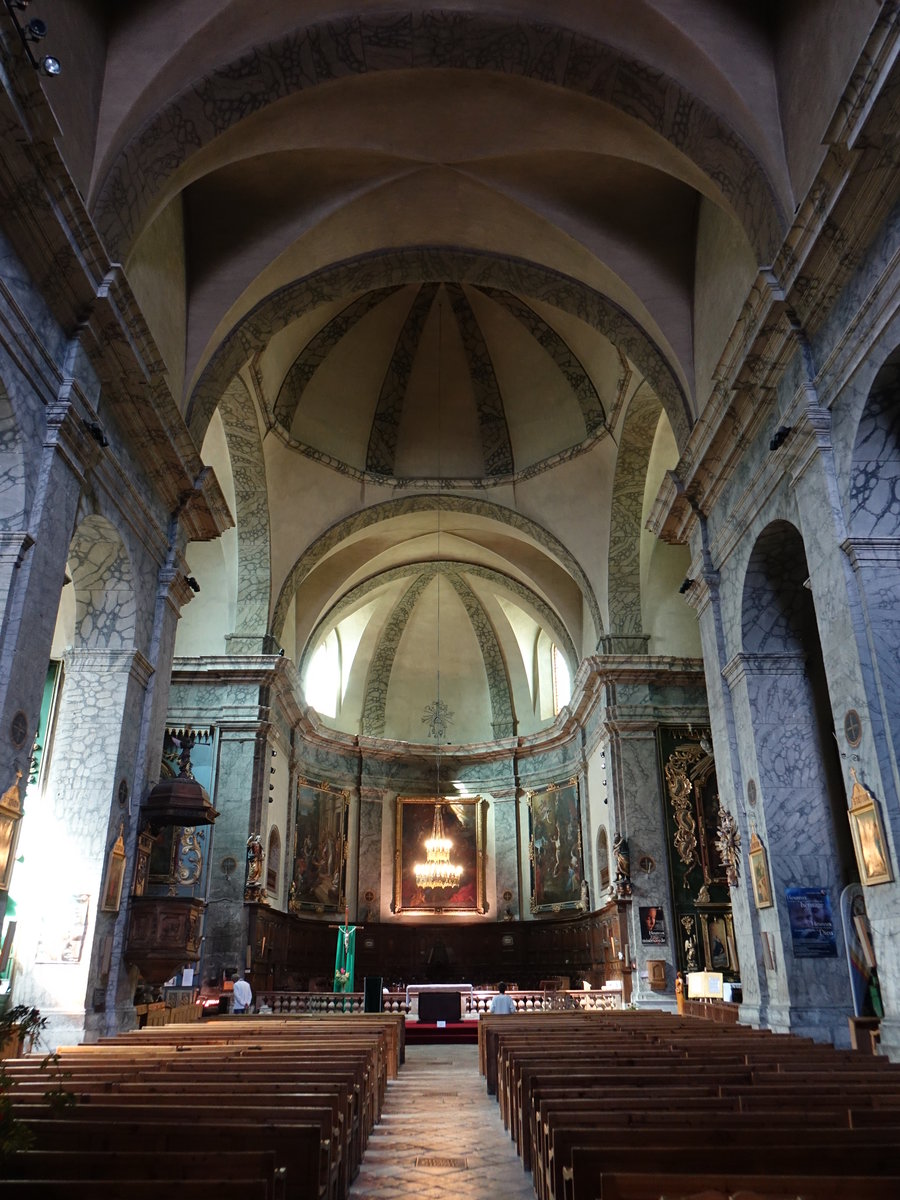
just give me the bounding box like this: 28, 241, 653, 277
841, 537, 900, 1058
202, 725, 263, 985
11, 647, 153, 1046
724, 651, 852, 1044
609, 722, 678, 1006
0, 406, 85, 916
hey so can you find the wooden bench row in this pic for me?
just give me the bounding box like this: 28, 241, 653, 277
479, 1011, 900, 1200
2, 1015, 402, 1200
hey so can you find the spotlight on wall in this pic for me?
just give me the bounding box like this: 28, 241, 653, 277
270, 749, 277, 758
769, 426, 792, 452
186, 576, 200, 593
678, 578, 694, 594
83, 418, 108, 447
3, 1, 62, 75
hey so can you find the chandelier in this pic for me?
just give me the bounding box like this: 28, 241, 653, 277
414, 802, 463, 892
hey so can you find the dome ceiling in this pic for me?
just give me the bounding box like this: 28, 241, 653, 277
46, 0, 866, 745
269, 281, 611, 481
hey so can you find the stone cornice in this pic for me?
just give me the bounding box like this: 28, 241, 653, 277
170, 652, 708, 774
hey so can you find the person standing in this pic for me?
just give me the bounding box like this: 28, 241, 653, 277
489, 982, 516, 1014
232, 973, 253, 1014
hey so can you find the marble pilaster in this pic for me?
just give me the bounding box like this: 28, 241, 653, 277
724, 651, 853, 1044
11, 648, 153, 1047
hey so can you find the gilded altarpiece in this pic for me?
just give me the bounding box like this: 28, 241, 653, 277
658, 728, 738, 980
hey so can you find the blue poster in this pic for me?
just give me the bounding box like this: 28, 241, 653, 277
785, 887, 838, 959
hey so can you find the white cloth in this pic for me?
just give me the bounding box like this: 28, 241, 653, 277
489, 992, 516, 1014
232, 978, 253, 1012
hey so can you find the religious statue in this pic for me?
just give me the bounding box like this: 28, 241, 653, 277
613, 833, 632, 898
681, 914, 699, 971
245, 834, 264, 900
714, 805, 742, 887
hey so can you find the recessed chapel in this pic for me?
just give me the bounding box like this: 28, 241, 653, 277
0, 0, 899, 1060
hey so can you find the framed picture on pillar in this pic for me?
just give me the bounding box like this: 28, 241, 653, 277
289, 779, 349, 913
748, 830, 773, 909
393, 795, 486, 914
527, 779, 586, 914
847, 769, 893, 886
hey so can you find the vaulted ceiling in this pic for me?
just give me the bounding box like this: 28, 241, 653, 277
38, 0, 875, 743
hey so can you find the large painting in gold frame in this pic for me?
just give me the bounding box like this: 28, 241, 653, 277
289, 779, 349, 913
528, 779, 586, 913
393, 796, 486, 914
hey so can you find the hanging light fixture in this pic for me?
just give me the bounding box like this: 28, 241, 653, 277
414, 802, 463, 892
414, 292, 462, 895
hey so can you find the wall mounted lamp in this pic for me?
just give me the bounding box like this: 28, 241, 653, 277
186, 576, 200, 593
83, 419, 108, 447
678, 577, 693, 594
769, 426, 792, 452
3, 1, 61, 74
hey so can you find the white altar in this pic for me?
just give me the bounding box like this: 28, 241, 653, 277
406, 983, 474, 1021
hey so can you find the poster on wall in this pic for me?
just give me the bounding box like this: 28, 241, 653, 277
290, 780, 349, 913
639, 905, 667, 945
394, 796, 486, 914
528, 779, 586, 913
786, 886, 838, 959
35, 893, 90, 963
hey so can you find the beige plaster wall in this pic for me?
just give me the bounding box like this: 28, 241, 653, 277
126, 197, 188, 405
692, 197, 757, 411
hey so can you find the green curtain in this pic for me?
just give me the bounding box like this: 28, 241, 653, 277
334, 923, 356, 993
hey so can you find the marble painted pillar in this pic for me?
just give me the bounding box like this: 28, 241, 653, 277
724, 651, 853, 1044
358, 786, 384, 922
202, 726, 262, 985
0, 406, 85, 913
11, 647, 153, 1046
610, 724, 677, 1006
841, 537, 900, 1057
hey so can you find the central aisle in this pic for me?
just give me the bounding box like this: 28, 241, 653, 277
350, 1042, 536, 1200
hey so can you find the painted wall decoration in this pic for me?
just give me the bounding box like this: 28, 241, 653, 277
785, 887, 838, 959
290, 779, 349, 913
393, 795, 486, 914
35, 893, 90, 963
528, 780, 585, 913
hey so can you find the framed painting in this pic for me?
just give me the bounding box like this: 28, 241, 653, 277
290, 779, 349, 913
100, 826, 127, 913
528, 779, 586, 914
393, 795, 486, 914
748, 830, 773, 909
700, 910, 738, 973
847, 769, 893, 886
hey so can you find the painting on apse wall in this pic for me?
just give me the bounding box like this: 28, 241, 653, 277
394, 795, 486, 914
289, 780, 349, 913
528, 780, 585, 913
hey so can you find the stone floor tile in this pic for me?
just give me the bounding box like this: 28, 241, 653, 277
350, 1043, 535, 1199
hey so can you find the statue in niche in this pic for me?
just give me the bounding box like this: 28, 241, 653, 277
613, 834, 632, 898
245, 834, 264, 900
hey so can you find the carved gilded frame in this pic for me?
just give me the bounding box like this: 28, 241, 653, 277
393, 795, 486, 914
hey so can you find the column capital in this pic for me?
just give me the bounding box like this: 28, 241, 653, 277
840, 537, 900, 569
0, 531, 35, 569
722, 651, 807, 688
